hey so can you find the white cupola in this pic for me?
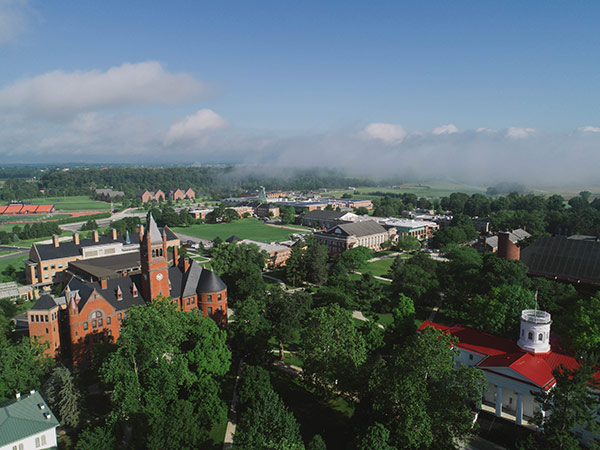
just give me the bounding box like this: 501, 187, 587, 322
517, 309, 552, 354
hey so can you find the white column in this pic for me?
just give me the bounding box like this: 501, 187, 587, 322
495, 386, 503, 417
516, 393, 523, 425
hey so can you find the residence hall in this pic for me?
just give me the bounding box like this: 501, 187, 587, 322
137, 189, 166, 203
25, 226, 179, 290
314, 220, 397, 256
419, 309, 591, 428
27, 215, 227, 365
0, 390, 59, 450
168, 188, 196, 201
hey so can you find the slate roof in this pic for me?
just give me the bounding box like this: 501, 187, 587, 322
66, 275, 147, 313
327, 220, 388, 237
198, 269, 227, 293
0, 391, 59, 447
520, 236, 600, 285
33, 227, 178, 261
418, 321, 580, 390
30, 294, 58, 311
181, 260, 203, 298
146, 215, 163, 244
226, 235, 242, 243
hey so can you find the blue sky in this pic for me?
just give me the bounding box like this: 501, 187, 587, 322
1, 1, 600, 185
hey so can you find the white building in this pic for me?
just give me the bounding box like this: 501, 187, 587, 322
0, 390, 59, 450
420, 309, 580, 426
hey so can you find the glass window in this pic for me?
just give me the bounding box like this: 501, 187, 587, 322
98, 318, 103, 327
41, 435, 46, 445
528, 332, 533, 340
192, 298, 195, 304
35, 437, 40, 448
207, 295, 212, 303
218, 293, 222, 301
208, 307, 213, 316
538, 333, 543, 341
106, 316, 111, 325
92, 320, 97, 328
50, 264, 55, 270
43, 266, 48, 271
83, 322, 88, 331
58, 263, 63, 268
44, 274, 49, 279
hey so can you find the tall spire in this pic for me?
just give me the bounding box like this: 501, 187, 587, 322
147, 214, 162, 244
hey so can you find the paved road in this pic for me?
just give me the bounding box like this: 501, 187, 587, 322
60, 208, 147, 232
0, 248, 28, 260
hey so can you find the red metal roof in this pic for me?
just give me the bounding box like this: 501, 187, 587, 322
419, 321, 581, 389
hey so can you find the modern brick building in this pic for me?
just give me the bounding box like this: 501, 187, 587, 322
137, 189, 166, 203
27, 215, 227, 365
25, 227, 179, 290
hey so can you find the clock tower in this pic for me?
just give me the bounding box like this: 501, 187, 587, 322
140, 214, 171, 301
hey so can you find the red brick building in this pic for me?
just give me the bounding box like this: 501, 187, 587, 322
28, 215, 227, 364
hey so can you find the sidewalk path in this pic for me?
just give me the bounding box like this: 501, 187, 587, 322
223, 360, 245, 449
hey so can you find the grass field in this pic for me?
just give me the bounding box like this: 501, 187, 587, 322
362, 258, 395, 278
0, 214, 70, 225
173, 218, 302, 243
23, 196, 111, 211
0, 253, 28, 275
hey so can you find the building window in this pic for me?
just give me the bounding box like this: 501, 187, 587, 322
41, 436, 46, 445
191, 298, 195, 305
58, 263, 63, 268
92, 320, 97, 328
43, 266, 48, 271
186, 298, 190, 305
35, 437, 40, 448
107, 316, 111, 325
207, 295, 212, 303
538, 333, 543, 341
83, 322, 88, 331
50, 264, 55, 270
528, 332, 533, 340
44, 274, 49, 279
98, 318, 103, 327
208, 307, 213, 316
218, 293, 222, 301
469, 354, 473, 360
118, 313, 122, 321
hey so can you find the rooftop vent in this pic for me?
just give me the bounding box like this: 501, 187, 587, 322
44, 412, 51, 420
38, 404, 45, 410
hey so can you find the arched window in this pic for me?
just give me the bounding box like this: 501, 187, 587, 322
528, 332, 533, 340
538, 333, 543, 341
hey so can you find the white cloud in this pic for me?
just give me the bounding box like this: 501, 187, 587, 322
363, 122, 407, 144
432, 124, 458, 135
0, 61, 205, 118
0, 0, 32, 44
164, 109, 229, 144
505, 127, 537, 139
476, 127, 497, 134
577, 126, 600, 133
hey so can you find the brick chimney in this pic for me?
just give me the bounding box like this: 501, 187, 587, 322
52, 234, 59, 248
138, 225, 144, 242
111, 228, 117, 240
73, 232, 80, 245
497, 231, 520, 260
173, 246, 179, 267
183, 257, 190, 272
100, 279, 108, 289
92, 230, 99, 243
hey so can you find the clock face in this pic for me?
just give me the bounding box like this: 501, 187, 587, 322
156, 273, 164, 281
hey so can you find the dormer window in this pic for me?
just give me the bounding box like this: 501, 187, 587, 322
116, 286, 123, 301
132, 284, 138, 297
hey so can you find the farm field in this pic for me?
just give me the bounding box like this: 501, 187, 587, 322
173, 218, 301, 243
325, 182, 487, 199
22, 196, 111, 211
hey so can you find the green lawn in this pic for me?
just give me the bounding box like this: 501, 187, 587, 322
23, 196, 111, 211
173, 218, 302, 243
0, 253, 28, 275
362, 258, 394, 278
0, 214, 70, 225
